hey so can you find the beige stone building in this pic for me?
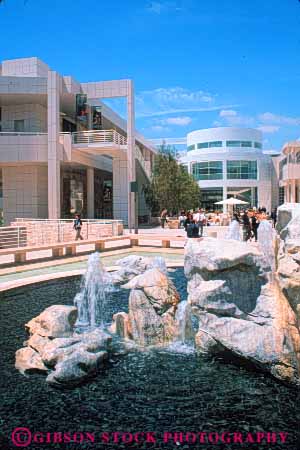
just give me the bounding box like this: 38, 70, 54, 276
0, 57, 156, 227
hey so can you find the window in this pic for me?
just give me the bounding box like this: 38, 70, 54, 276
279, 187, 285, 205
187, 144, 195, 152
197, 141, 223, 149
208, 141, 222, 148
227, 161, 257, 179
226, 140, 253, 148
254, 142, 262, 149
241, 141, 252, 147
197, 142, 209, 149
226, 140, 240, 147
14, 120, 25, 132
192, 161, 223, 181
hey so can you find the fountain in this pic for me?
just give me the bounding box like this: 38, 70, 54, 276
257, 218, 276, 276
74, 252, 114, 329
225, 218, 241, 240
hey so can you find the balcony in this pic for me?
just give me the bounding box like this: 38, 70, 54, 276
72, 130, 127, 146
281, 163, 300, 182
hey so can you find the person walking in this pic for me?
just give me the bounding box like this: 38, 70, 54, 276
73, 214, 84, 240
160, 209, 168, 229
242, 211, 251, 242
197, 209, 206, 237
184, 212, 193, 231
186, 219, 200, 238
271, 208, 277, 228
250, 210, 259, 242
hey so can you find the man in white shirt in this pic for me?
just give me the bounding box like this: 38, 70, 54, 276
196, 208, 206, 237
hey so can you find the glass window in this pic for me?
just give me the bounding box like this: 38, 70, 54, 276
254, 142, 262, 149
192, 161, 223, 180
197, 141, 223, 149
241, 141, 252, 147
226, 140, 241, 147
187, 144, 195, 152
197, 142, 209, 149
208, 141, 223, 148
279, 187, 285, 205
227, 161, 257, 179
14, 120, 25, 132
226, 140, 253, 148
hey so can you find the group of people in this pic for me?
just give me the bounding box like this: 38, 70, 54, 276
227, 207, 276, 242
160, 206, 277, 241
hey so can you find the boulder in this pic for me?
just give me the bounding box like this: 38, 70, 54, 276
109, 312, 132, 340
185, 239, 300, 385
25, 305, 77, 338
46, 350, 108, 386
280, 214, 300, 241
123, 268, 180, 314
185, 238, 265, 313
276, 203, 300, 233
16, 312, 112, 387
15, 347, 48, 375
112, 268, 180, 346
111, 255, 168, 284
41, 329, 111, 367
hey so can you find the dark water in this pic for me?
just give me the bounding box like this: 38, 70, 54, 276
0, 270, 300, 450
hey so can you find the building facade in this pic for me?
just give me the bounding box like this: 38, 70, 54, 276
180, 127, 274, 212
0, 57, 156, 226
272, 141, 300, 205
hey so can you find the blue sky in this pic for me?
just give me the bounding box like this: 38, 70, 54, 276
1, 0, 300, 150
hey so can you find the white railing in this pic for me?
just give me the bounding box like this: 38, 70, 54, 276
0, 132, 47, 136
72, 129, 127, 146
0, 226, 27, 248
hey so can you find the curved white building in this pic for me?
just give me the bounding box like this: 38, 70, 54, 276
180, 127, 272, 212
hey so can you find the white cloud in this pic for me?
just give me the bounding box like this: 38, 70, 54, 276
150, 125, 170, 133
147, 1, 163, 14
258, 112, 300, 126
219, 113, 254, 127
136, 87, 223, 118
219, 109, 237, 117
146, 1, 184, 14
161, 116, 192, 126
257, 125, 280, 134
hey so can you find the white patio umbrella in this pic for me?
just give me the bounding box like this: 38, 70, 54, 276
214, 197, 249, 206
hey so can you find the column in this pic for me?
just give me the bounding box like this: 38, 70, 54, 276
291, 179, 296, 203
113, 157, 128, 225
87, 167, 95, 218
223, 186, 227, 213
251, 187, 256, 207
47, 71, 61, 219
127, 80, 136, 231
223, 160, 227, 213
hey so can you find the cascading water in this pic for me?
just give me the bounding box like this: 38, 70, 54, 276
168, 300, 195, 354
225, 219, 241, 241
74, 252, 114, 330
257, 219, 276, 279
150, 256, 168, 273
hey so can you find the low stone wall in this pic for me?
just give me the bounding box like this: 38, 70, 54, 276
10, 221, 123, 246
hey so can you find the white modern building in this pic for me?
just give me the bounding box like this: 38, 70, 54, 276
180, 127, 275, 212
0, 57, 157, 226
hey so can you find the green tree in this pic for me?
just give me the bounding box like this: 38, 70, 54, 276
143, 146, 200, 216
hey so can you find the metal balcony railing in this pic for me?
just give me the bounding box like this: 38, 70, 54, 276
72, 129, 127, 146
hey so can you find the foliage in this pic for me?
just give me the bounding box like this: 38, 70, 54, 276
143, 145, 200, 216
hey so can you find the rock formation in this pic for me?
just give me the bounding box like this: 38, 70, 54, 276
110, 268, 180, 346
111, 255, 167, 284
16, 305, 112, 387
185, 238, 300, 386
